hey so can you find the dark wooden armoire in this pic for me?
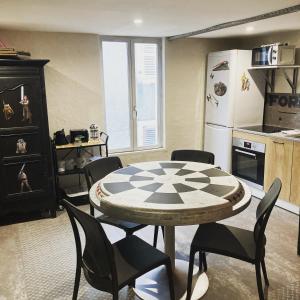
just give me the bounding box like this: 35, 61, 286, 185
0, 59, 56, 218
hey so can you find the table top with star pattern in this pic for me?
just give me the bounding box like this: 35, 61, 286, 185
89, 161, 251, 226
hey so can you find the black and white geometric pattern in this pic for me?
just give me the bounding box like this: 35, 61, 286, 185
98, 161, 241, 209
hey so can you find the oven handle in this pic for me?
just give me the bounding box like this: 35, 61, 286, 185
234, 148, 256, 158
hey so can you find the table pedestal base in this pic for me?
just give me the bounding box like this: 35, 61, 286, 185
134, 259, 209, 300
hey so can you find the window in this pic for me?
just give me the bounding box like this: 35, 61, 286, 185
101, 37, 163, 152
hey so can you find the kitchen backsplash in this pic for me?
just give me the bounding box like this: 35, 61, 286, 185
264, 93, 300, 129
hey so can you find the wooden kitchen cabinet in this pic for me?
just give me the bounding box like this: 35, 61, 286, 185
290, 141, 300, 205
233, 130, 300, 206
264, 137, 294, 201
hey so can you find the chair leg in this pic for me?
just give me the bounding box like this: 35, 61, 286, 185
161, 226, 165, 238
255, 263, 265, 300
129, 280, 136, 288
197, 251, 203, 273
153, 226, 159, 247
112, 290, 118, 300
202, 252, 207, 271
186, 248, 196, 300
261, 259, 269, 286
165, 259, 175, 300
90, 204, 94, 216
72, 263, 81, 300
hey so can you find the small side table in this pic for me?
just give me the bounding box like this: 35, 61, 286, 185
53, 138, 108, 207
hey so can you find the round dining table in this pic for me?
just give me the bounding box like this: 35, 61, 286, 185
89, 160, 252, 300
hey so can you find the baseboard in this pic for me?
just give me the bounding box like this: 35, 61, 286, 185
249, 184, 299, 215
275, 199, 299, 215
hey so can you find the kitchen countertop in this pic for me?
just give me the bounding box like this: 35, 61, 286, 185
233, 127, 300, 142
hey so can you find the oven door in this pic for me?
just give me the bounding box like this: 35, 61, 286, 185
252, 46, 271, 66
232, 146, 265, 187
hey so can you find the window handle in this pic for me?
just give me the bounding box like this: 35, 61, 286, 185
133, 106, 138, 118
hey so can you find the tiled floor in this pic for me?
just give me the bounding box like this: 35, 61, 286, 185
0, 198, 299, 300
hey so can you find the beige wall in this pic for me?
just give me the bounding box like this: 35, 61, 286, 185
1, 28, 299, 167
0, 29, 237, 167
0, 30, 106, 135
236, 30, 300, 92
164, 38, 237, 153
1, 28, 299, 189
237, 30, 300, 52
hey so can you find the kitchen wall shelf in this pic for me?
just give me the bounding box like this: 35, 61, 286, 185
249, 65, 299, 94
249, 65, 300, 70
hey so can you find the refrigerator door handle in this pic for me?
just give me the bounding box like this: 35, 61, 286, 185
206, 123, 230, 129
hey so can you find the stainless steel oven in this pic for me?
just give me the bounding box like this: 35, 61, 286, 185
232, 137, 265, 189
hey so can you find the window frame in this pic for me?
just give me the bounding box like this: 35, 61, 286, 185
100, 36, 163, 153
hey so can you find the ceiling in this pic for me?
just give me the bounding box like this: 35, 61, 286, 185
0, 0, 299, 38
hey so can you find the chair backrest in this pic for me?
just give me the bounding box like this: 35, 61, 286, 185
171, 149, 215, 164
100, 131, 109, 144
84, 156, 123, 190
63, 199, 117, 291
254, 178, 282, 258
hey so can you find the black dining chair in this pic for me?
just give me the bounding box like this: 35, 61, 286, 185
171, 149, 215, 267
63, 199, 175, 300
171, 149, 215, 165
186, 178, 282, 300
84, 156, 163, 247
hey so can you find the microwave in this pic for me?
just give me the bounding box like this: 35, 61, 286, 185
252, 44, 295, 66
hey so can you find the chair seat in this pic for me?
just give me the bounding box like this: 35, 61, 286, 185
96, 214, 147, 234
113, 235, 169, 288
192, 223, 260, 263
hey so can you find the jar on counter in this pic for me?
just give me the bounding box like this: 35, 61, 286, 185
90, 124, 99, 140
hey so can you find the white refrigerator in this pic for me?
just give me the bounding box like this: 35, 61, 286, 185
204, 50, 265, 172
